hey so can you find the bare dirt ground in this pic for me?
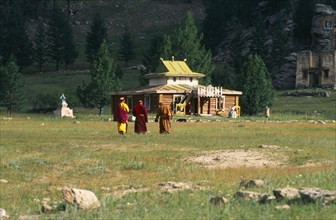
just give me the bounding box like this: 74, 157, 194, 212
185, 147, 287, 168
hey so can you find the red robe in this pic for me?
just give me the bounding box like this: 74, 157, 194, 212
132, 103, 148, 134
114, 102, 128, 123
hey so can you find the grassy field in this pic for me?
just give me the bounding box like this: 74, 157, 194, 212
2, 1, 334, 217
272, 89, 336, 120
0, 113, 335, 219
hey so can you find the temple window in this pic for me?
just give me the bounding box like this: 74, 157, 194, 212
127, 96, 133, 110
324, 20, 332, 30
144, 95, 150, 110
324, 70, 329, 78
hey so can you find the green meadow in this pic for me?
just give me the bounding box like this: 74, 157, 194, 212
2, 0, 335, 217
0, 110, 335, 219
1, 69, 336, 219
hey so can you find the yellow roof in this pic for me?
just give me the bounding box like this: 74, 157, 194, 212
145, 58, 205, 78
161, 59, 193, 74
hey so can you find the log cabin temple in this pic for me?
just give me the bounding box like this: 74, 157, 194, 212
109, 58, 242, 117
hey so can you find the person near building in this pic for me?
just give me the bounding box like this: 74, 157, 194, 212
155, 102, 172, 134
132, 100, 148, 134
113, 97, 129, 135
228, 106, 236, 118
264, 106, 270, 122
186, 101, 192, 115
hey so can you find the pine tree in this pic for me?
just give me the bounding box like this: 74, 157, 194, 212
47, 7, 77, 70
239, 54, 274, 115
117, 26, 135, 67
47, 8, 66, 70
0, 5, 33, 70
203, 0, 239, 50
271, 23, 290, 78
0, 58, 25, 117
250, 15, 268, 60
211, 62, 237, 89
63, 23, 78, 68
171, 11, 214, 85
230, 24, 245, 72
141, 34, 172, 85
77, 40, 120, 115
143, 34, 172, 71
86, 11, 108, 64
33, 19, 48, 72
16, 29, 34, 71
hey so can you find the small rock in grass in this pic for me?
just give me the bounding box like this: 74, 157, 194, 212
0, 208, 9, 219
210, 196, 229, 205
0, 179, 8, 184
275, 204, 290, 210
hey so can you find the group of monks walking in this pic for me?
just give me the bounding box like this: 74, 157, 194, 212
113, 97, 172, 135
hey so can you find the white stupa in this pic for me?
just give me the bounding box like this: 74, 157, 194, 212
54, 93, 74, 118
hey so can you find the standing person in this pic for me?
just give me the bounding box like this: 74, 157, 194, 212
132, 100, 148, 134
231, 106, 237, 118
186, 101, 192, 115
113, 97, 129, 135
155, 102, 172, 134
264, 106, 270, 122
228, 106, 233, 118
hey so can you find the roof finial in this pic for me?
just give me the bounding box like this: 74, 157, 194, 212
172, 56, 174, 62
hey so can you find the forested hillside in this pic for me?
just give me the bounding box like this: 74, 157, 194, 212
0, 0, 335, 113
1, 0, 334, 76
0, 0, 205, 71
203, 0, 335, 89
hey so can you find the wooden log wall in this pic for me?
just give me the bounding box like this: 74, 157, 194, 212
111, 94, 240, 116
200, 97, 209, 114
209, 98, 217, 115
222, 95, 238, 117
159, 94, 173, 107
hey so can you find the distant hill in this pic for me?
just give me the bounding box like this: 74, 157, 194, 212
40, 0, 206, 67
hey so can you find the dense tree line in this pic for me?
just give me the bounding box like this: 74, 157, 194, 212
77, 40, 120, 115
86, 11, 108, 65
0, 0, 77, 71
142, 12, 214, 85
0, 57, 25, 117
0, 0, 125, 114
1, 0, 333, 116
0, 0, 79, 113
78, 12, 122, 114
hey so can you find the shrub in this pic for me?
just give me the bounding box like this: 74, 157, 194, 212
30, 93, 59, 113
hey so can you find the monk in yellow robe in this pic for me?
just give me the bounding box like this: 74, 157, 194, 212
113, 97, 129, 135
155, 102, 172, 134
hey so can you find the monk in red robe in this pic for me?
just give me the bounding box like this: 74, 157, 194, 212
155, 102, 172, 134
132, 100, 148, 134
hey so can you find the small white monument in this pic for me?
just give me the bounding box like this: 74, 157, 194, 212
54, 93, 74, 118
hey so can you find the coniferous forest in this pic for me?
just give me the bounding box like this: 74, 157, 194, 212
0, 0, 335, 115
